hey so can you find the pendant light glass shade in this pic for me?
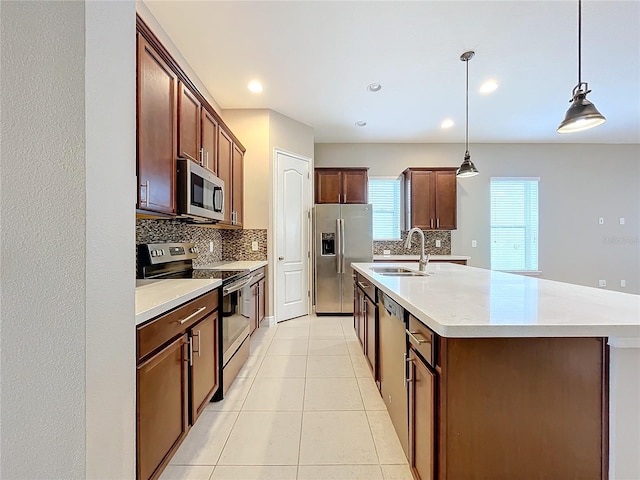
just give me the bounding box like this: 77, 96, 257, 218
457, 51, 479, 178
557, 0, 605, 134
557, 83, 606, 133
456, 151, 479, 178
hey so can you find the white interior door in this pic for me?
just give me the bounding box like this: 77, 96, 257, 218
275, 150, 311, 322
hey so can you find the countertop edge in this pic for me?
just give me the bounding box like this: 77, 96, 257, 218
353, 263, 640, 339
135, 280, 222, 326
373, 254, 470, 261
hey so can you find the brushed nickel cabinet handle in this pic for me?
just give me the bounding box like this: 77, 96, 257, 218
192, 330, 201, 357
407, 330, 430, 345
140, 180, 149, 205
178, 306, 206, 325
188, 337, 193, 366
436, 218, 440, 228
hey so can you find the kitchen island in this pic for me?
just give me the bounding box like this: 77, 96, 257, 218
352, 261, 640, 480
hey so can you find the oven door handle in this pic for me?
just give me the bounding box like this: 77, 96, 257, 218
223, 275, 254, 295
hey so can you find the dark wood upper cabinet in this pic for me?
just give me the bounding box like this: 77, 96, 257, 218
404, 167, 457, 230
217, 129, 233, 224
232, 144, 244, 227
201, 109, 218, 174
315, 168, 368, 204
178, 83, 201, 163
136, 33, 177, 215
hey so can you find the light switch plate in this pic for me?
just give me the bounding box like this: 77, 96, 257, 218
598, 280, 606, 287
209, 241, 214, 252
472, 240, 477, 248
435, 240, 442, 248
251, 241, 259, 251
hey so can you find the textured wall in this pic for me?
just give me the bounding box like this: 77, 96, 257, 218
1, 2, 86, 478
85, 2, 136, 478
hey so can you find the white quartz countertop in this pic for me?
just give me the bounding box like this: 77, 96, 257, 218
196, 260, 267, 272
352, 262, 640, 339
135, 278, 222, 326
373, 254, 470, 261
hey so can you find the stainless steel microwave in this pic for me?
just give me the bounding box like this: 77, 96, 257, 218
177, 159, 224, 222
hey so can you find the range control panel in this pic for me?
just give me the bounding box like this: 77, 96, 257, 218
139, 242, 198, 265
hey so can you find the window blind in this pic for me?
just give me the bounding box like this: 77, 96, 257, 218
490, 178, 539, 272
368, 178, 401, 240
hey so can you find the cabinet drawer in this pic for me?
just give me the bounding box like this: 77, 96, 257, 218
355, 272, 376, 302
407, 314, 435, 368
137, 289, 219, 361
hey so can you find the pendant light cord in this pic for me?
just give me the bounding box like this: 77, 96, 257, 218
465, 56, 469, 152
577, 0, 582, 85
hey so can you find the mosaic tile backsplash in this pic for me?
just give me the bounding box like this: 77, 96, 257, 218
136, 219, 267, 269
373, 230, 451, 256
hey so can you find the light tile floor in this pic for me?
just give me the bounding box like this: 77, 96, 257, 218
160, 315, 413, 480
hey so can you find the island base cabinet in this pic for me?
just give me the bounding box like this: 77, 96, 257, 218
137, 335, 189, 480
408, 348, 435, 480
438, 337, 607, 480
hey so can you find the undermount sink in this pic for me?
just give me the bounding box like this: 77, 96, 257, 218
369, 267, 427, 277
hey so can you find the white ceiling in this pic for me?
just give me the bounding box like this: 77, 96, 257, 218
143, 0, 639, 144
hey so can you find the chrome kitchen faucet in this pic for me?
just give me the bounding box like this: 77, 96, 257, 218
404, 228, 429, 272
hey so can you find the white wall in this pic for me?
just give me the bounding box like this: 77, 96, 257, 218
0, 1, 135, 478
315, 143, 640, 294
222, 109, 271, 230
136, 0, 222, 115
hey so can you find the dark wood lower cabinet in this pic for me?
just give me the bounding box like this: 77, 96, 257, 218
437, 337, 607, 480
137, 335, 189, 480
190, 314, 219, 423
364, 295, 377, 376
408, 347, 435, 480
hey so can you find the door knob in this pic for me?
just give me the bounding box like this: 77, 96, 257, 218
278, 256, 284, 260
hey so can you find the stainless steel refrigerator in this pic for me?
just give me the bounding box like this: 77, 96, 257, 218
314, 204, 373, 314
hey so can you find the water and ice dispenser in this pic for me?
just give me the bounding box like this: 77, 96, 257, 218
321, 233, 335, 256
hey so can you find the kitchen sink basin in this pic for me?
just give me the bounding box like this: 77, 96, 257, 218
369, 267, 426, 277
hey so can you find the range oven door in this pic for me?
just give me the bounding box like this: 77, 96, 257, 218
221, 275, 253, 365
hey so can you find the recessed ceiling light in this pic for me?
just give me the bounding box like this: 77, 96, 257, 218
248, 81, 263, 93
479, 80, 498, 94
355, 121, 367, 127
440, 118, 454, 129
367, 83, 382, 92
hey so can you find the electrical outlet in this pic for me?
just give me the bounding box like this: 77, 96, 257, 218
598, 280, 606, 287
435, 240, 442, 248
598, 217, 604, 225
621, 280, 626, 287
472, 240, 477, 248
620, 217, 625, 225
209, 241, 214, 253
251, 241, 259, 251
383, 249, 391, 255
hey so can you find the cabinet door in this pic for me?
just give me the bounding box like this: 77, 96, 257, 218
137, 34, 177, 215
232, 144, 244, 227
406, 170, 434, 229
434, 170, 457, 230
315, 169, 342, 204
137, 335, 188, 480
342, 169, 368, 204
365, 296, 377, 378
357, 288, 366, 351
408, 348, 435, 480
178, 83, 201, 163
201, 109, 218, 174
258, 278, 266, 325
217, 129, 233, 224
190, 314, 219, 424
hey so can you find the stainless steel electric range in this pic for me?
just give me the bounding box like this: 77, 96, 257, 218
137, 242, 259, 399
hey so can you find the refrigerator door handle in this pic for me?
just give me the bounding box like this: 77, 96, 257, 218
341, 218, 346, 274
336, 218, 342, 273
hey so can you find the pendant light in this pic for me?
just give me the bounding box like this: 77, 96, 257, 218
557, 0, 606, 133
456, 50, 479, 178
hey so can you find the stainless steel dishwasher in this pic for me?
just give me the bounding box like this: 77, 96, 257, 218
377, 292, 408, 458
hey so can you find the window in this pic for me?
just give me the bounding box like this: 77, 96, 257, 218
490, 177, 539, 272
368, 177, 401, 240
